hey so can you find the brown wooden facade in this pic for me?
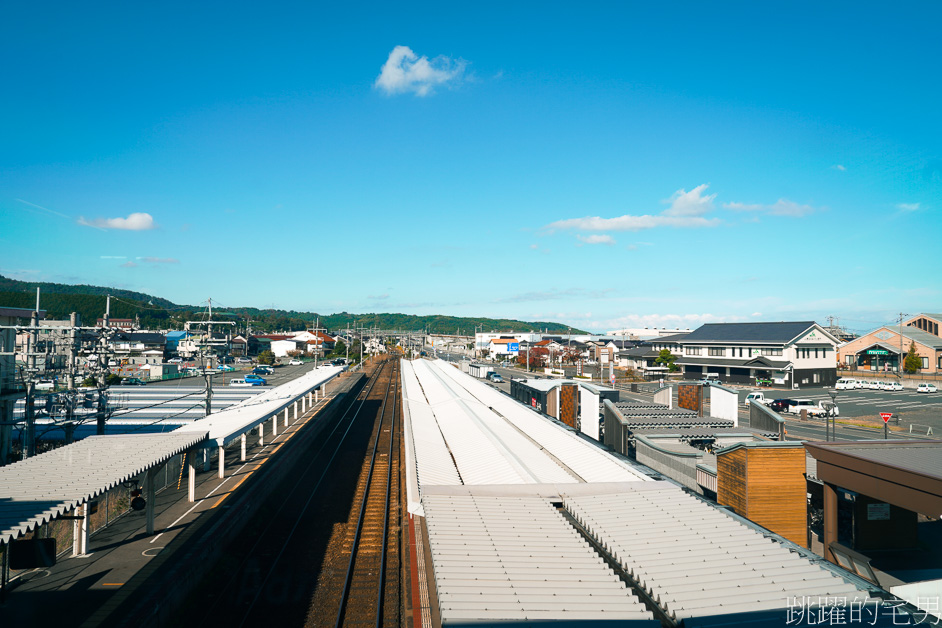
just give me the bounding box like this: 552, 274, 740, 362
717, 442, 808, 547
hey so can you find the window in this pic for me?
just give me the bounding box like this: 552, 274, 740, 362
687, 347, 702, 356
923, 357, 929, 369
708, 347, 725, 357
814, 373, 820, 383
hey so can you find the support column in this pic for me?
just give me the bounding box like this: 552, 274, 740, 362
283, 407, 289, 427
323, 380, 328, 396
315, 388, 319, 402
240, 433, 246, 461
294, 401, 299, 420
218, 445, 225, 479
202, 447, 210, 472
271, 414, 278, 437
188, 453, 196, 502
72, 502, 89, 556
145, 467, 155, 535
301, 395, 307, 413
823, 482, 838, 563
259, 422, 264, 447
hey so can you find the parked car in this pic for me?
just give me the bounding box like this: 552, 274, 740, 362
120, 377, 147, 386
885, 381, 904, 392
699, 378, 722, 386
217, 365, 236, 372
768, 399, 795, 413
168, 357, 183, 364
917, 383, 938, 394
253, 366, 274, 375
289, 359, 303, 366
744, 392, 768, 406
835, 378, 857, 390
789, 398, 831, 417
229, 378, 253, 387
35, 380, 56, 390
490, 373, 504, 383
244, 374, 267, 385
236, 357, 253, 363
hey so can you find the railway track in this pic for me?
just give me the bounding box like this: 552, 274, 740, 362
332, 359, 401, 627
177, 358, 402, 627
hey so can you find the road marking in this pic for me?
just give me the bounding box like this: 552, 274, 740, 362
102, 582, 124, 586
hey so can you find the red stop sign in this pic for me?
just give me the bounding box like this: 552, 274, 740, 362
880, 412, 892, 423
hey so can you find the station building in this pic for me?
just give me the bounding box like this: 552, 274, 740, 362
674, 321, 841, 388
838, 313, 942, 375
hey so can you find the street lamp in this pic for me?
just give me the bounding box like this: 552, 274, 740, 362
826, 389, 839, 441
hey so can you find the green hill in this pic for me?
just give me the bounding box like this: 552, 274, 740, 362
0, 275, 585, 335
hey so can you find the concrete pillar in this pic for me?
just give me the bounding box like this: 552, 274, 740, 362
259, 422, 264, 447
202, 447, 210, 472
240, 433, 246, 461
188, 454, 196, 502
72, 502, 89, 556
294, 401, 299, 420
271, 414, 278, 437
283, 407, 289, 427
823, 482, 838, 563
145, 467, 155, 535
218, 445, 225, 479
315, 388, 319, 402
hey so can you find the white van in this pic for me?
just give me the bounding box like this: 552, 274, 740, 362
835, 378, 857, 390
229, 379, 252, 387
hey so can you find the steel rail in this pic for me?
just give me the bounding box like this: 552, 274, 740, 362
334, 360, 397, 627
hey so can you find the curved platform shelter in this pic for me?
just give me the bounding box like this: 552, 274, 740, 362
174, 365, 344, 480
0, 431, 208, 562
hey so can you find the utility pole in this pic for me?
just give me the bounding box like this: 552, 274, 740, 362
67, 312, 79, 390
23, 289, 40, 459
204, 370, 213, 417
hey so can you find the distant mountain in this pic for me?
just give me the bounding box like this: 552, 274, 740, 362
0, 275, 585, 335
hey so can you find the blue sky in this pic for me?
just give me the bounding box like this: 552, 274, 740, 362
1, 2, 939, 333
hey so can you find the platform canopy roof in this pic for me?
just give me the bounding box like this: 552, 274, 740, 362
174, 365, 343, 447
0, 432, 207, 544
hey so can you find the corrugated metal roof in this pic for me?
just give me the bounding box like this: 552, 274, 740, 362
813, 442, 942, 480
433, 360, 651, 483
0, 432, 207, 544
564, 486, 875, 621
174, 365, 343, 447
424, 494, 656, 624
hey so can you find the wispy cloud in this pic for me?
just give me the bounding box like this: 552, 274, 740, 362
137, 257, 178, 264
100, 255, 127, 259
120, 261, 138, 268
544, 184, 721, 236
723, 199, 817, 217
374, 45, 467, 96
576, 234, 615, 245
896, 202, 920, 212
494, 287, 614, 304
16, 198, 72, 220
662, 184, 716, 217
78, 212, 157, 230
368, 293, 390, 300
832, 164, 847, 171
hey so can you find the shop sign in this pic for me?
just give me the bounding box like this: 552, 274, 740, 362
867, 503, 890, 521
866, 349, 889, 355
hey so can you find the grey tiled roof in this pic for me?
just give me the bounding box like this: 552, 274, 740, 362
682, 321, 818, 344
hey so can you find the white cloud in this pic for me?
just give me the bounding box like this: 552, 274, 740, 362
547, 214, 719, 232
137, 257, 178, 264
597, 312, 741, 331
78, 212, 157, 230
896, 202, 920, 212
662, 184, 716, 217
544, 184, 721, 237
723, 199, 816, 217
576, 234, 615, 245
832, 164, 847, 171
374, 45, 467, 96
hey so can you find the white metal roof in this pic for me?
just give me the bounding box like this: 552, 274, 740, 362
432, 360, 651, 483
564, 485, 876, 621
423, 493, 656, 624
0, 432, 208, 544
173, 365, 343, 447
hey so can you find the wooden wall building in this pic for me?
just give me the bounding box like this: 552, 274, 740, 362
717, 441, 808, 547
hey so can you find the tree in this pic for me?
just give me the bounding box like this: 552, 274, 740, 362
654, 349, 678, 372
257, 350, 275, 365
904, 340, 922, 374
517, 346, 548, 369
561, 347, 582, 365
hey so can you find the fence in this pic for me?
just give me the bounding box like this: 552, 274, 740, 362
634, 436, 702, 492
750, 403, 786, 440
5, 451, 186, 583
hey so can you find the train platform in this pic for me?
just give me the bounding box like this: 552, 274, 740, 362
0, 369, 363, 626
